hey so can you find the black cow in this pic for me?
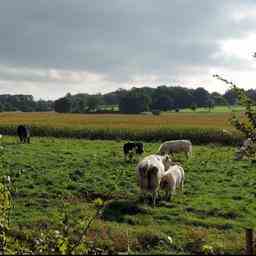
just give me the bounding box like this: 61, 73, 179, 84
17, 125, 30, 143
123, 142, 144, 161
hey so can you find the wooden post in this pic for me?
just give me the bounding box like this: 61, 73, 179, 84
245, 228, 253, 255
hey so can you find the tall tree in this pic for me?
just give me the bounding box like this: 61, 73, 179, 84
192, 87, 210, 108
151, 95, 174, 111
119, 91, 150, 114
54, 96, 72, 113
223, 89, 238, 106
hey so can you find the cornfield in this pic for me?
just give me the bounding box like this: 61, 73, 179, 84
0, 112, 243, 145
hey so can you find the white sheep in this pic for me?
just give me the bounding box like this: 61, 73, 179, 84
158, 140, 192, 158
136, 154, 173, 207
160, 165, 185, 201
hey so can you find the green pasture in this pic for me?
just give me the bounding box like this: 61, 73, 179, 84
0, 137, 254, 254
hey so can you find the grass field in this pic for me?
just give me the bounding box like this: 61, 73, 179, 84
180, 105, 245, 113
1, 137, 255, 254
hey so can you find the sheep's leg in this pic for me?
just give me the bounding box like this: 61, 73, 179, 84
168, 192, 172, 201
165, 191, 170, 201
181, 180, 184, 192
172, 185, 176, 195
152, 191, 157, 207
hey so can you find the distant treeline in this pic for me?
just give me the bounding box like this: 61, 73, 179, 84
53, 86, 256, 114
0, 94, 53, 112
0, 86, 256, 113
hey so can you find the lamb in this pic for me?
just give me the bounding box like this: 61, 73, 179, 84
158, 140, 192, 158
160, 165, 185, 201
136, 154, 173, 207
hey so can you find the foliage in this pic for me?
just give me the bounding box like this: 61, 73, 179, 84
190, 103, 197, 112
50, 85, 248, 113
151, 95, 174, 111
214, 74, 256, 157
86, 95, 103, 112
0, 94, 53, 112
0, 85, 255, 113
119, 89, 151, 114
54, 95, 73, 113
151, 109, 161, 116
230, 86, 256, 137
192, 87, 211, 108
0, 176, 12, 254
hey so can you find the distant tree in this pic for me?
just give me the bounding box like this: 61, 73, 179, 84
152, 109, 161, 115
223, 89, 238, 106
86, 95, 102, 112
54, 96, 72, 113
77, 99, 87, 113
103, 92, 120, 105
211, 92, 227, 106
170, 87, 194, 109
192, 87, 210, 108
246, 89, 256, 102
151, 95, 174, 111
35, 99, 53, 112
207, 98, 215, 112
119, 90, 150, 114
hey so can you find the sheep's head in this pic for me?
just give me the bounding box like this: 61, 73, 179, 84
162, 154, 173, 170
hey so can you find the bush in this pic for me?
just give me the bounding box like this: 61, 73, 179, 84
151, 109, 161, 116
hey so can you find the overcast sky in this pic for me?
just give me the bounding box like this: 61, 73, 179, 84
0, 0, 256, 100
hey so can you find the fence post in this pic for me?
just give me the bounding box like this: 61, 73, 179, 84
245, 228, 253, 255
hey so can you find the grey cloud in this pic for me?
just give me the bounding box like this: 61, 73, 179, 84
0, 0, 255, 97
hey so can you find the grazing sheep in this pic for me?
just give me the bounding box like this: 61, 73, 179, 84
123, 142, 144, 161
234, 138, 254, 160
158, 140, 192, 158
160, 165, 185, 201
136, 154, 172, 207
17, 125, 30, 144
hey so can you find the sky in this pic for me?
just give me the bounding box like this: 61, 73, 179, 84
0, 0, 256, 100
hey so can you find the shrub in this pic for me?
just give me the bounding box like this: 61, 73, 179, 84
152, 109, 161, 116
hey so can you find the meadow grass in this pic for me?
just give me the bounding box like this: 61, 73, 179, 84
180, 105, 245, 113
1, 137, 255, 254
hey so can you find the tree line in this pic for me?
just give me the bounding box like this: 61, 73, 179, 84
53, 86, 256, 114
0, 94, 53, 112
0, 86, 255, 113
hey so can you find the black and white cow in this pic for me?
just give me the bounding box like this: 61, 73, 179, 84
17, 125, 30, 143
123, 142, 144, 161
